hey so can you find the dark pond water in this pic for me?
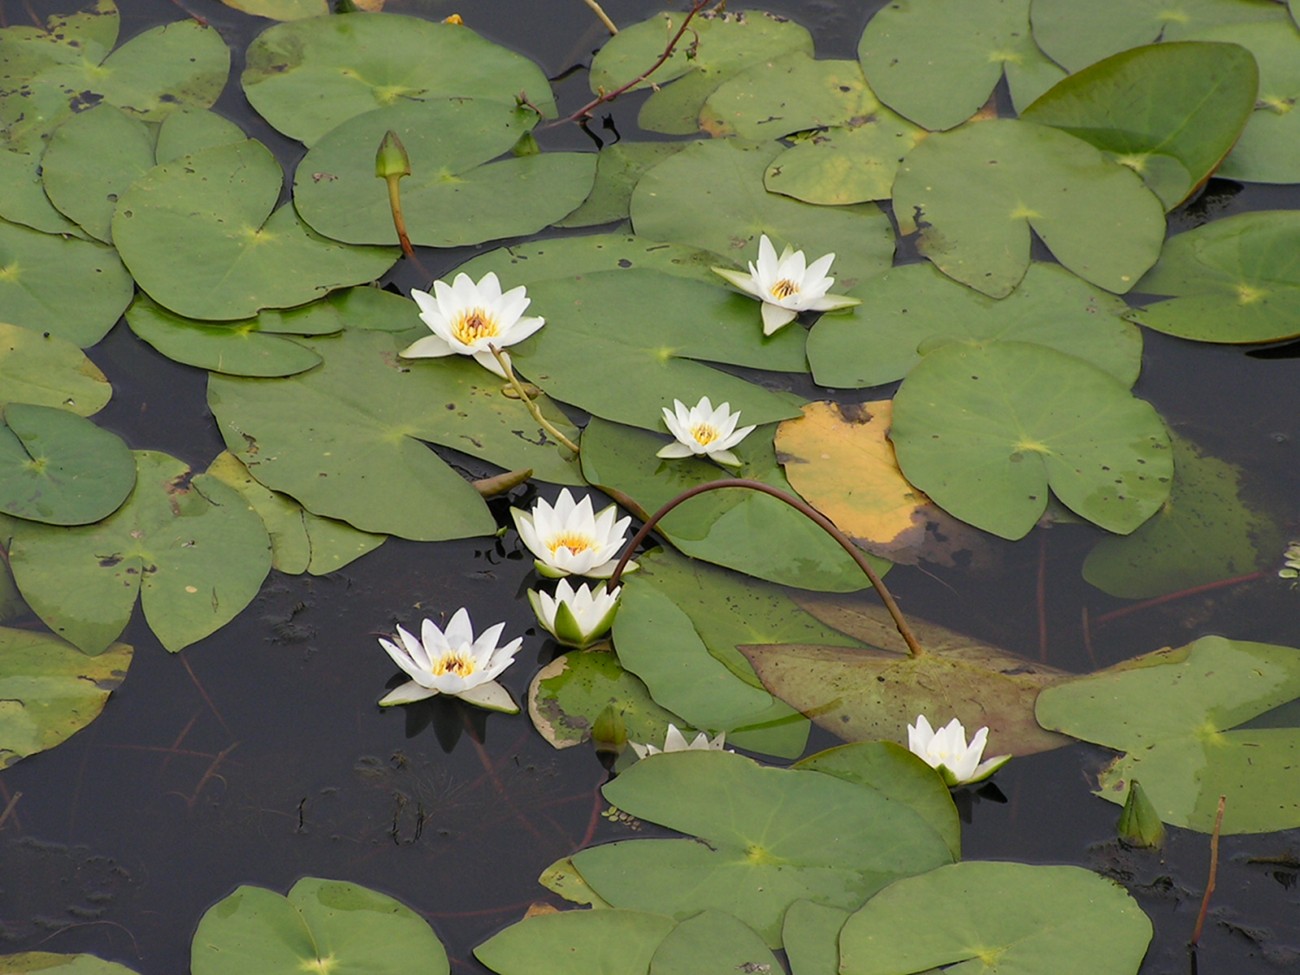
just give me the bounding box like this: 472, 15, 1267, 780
0, 0, 1297, 973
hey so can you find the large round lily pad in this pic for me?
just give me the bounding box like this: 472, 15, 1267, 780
476, 910, 676, 975
890, 341, 1173, 539
892, 119, 1166, 298
113, 139, 398, 321
0, 322, 111, 416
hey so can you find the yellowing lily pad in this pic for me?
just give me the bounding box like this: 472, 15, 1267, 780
0, 322, 111, 416
892, 119, 1166, 298
764, 118, 928, 206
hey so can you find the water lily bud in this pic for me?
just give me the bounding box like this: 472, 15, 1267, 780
591, 704, 627, 757
528, 579, 620, 649
1117, 780, 1166, 849
375, 130, 411, 180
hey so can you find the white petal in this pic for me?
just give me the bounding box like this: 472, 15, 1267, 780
379, 681, 440, 706
709, 448, 742, 467
379, 635, 433, 687
756, 235, 779, 277
809, 293, 861, 313
762, 303, 799, 335
804, 252, 836, 283
500, 315, 545, 345
658, 441, 696, 459
443, 608, 475, 649
454, 680, 519, 713
400, 335, 457, 359
712, 266, 765, 299
476, 271, 503, 302
473, 349, 509, 378
662, 724, 689, 751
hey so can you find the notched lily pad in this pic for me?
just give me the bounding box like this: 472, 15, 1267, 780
0, 322, 111, 416
476, 909, 675, 975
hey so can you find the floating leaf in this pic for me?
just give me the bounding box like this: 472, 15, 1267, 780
555, 143, 687, 229
1037, 636, 1300, 833
0, 218, 133, 347
764, 117, 928, 206
208, 327, 582, 541
890, 341, 1172, 539
153, 108, 247, 165
893, 119, 1166, 298
567, 751, 954, 946
0, 404, 133, 525
859, 0, 1065, 131
0, 628, 131, 768
839, 862, 1152, 975
740, 592, 1072, 756
589, 9, 813, 135
775, 401, 990, 567
807, 262, 1141, 389
1083, 435, 1286, 598
454, 234, 722, 288
0, 322, 111, 416
221, 0, 327, 21
1021, 42, 1258, 208
293, 100, 594, 247
114, 140, 397, 321
191, 877, 448, 975
1128, 211, 1300, 343
476, 909, 675, 975
8, 450, 271, 654
781, 901, 850, 975
0, 954, 138, 974
631, 139, 895, 290
242, 14, 556, 145
648, 910, 780, 975
0, 147, 84, 237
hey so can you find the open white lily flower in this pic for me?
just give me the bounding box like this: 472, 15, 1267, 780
512, 488, 635, 579
657, 396, 756, 468
402, 271, 544, 377
377, 608, 522, 713
713, 233, 860, 335
630, 723, 730, 759
529, 579, 621, 649
907, 715, 1011, 787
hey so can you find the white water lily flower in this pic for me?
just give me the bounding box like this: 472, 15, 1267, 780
657, 396, 756, 468
529, 579, 621, 649
512, 489, 635, 579
713, 233, 860, 335
402, 271, 544, 377
907, 715, 1011, 787
377, 608, 522, 713
629, 723, 729, 759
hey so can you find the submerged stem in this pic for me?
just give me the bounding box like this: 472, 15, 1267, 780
607, 477, 925, 658
488, 345, 580, 456
579, 0, 618, 34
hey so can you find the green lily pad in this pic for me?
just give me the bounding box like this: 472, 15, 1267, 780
1021, 42, 1259, 208
589, 9, 813, 135
191, 877, 447, 975
152, 108, 247, 164
454, 234, 723, 288
293, 100, 594, 247
0, 218, 133, 347
630, 139, 895, 290
781, 901, 850, 975
0, 954, 138, 974
890, 340, 1172, 539
0, 404, 133, 525
475, 909, 676, 975
649, 910, 780, 975
0, 628, 131, 769
0, 322, 111, 416
221, 0, 327, 20
242, 13, 556, 145
8, 450, 271, 654
555, 143, 688, 229
113, 139, 398, 321
566, 750, 954, 946
1037, 636, 1300, 833
859, 0, 1065, 131
1030, 0, 1286, 74
125, 295, 326, 378
1128, 211, 1300, 343
838, 862, 1152, 975
0, 146, 84, 237
580, 417, 870, 593
1083, 435, 1286, 598
892, 119, 1166, 298
764, 117, 928, 206
808, 262, 1141, 388
207, 327, 582, 540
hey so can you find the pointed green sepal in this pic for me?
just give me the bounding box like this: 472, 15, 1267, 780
375, 130, 411, 180
1117, 779, 1166, 849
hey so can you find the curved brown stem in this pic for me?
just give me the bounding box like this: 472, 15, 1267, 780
607, 478, 925, 658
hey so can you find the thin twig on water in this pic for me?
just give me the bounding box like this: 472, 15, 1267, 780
1190, 794, 1227, 947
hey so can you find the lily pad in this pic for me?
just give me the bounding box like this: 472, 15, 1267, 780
1083, 436, 1286, 598
207, 327, 582, 540
221, 0, 327, 20
859, 0, 1066, 131
764, 118, 928, 206
1037, 636, 1300, 833
242, 13, 556, 145
781, 901, 850, 975
0, 954, 137, 974
648, 910, 780, 975
890, 341, 1173, 539
555, 143, 688, 229
588, 9, 813, 135
631, 139, 895, 290
454, 234, 724, 289
153, 108, 247, 164
892, 119, 1166, 298
807, 261, 1141, 389
191, 877, 447, 975
565, 750, 954, 946
113, 139, 398, 321
8, 450, 272, 654
1128, 211, 1300, 343
0, 628, 131, 769
0, 218, 134, 347
0, 404, 133, 525
293, 100, 594, 247
838, 862, 1152, 975
0, 322, 111, 416
1021, 42, 1259, 209
475, 909, 676, 975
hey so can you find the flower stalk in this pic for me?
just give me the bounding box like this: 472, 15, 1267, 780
375, 130, 416, 261
488, 344, 580, 456
606, 477, 926, 658
580, 0, 618, 35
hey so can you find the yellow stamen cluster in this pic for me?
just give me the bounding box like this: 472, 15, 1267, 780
432, 649, 477, 677
691, 423, 719, 446
548, 532, 593, 556
452, 308, 499, 344
770, 278, 799, 299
